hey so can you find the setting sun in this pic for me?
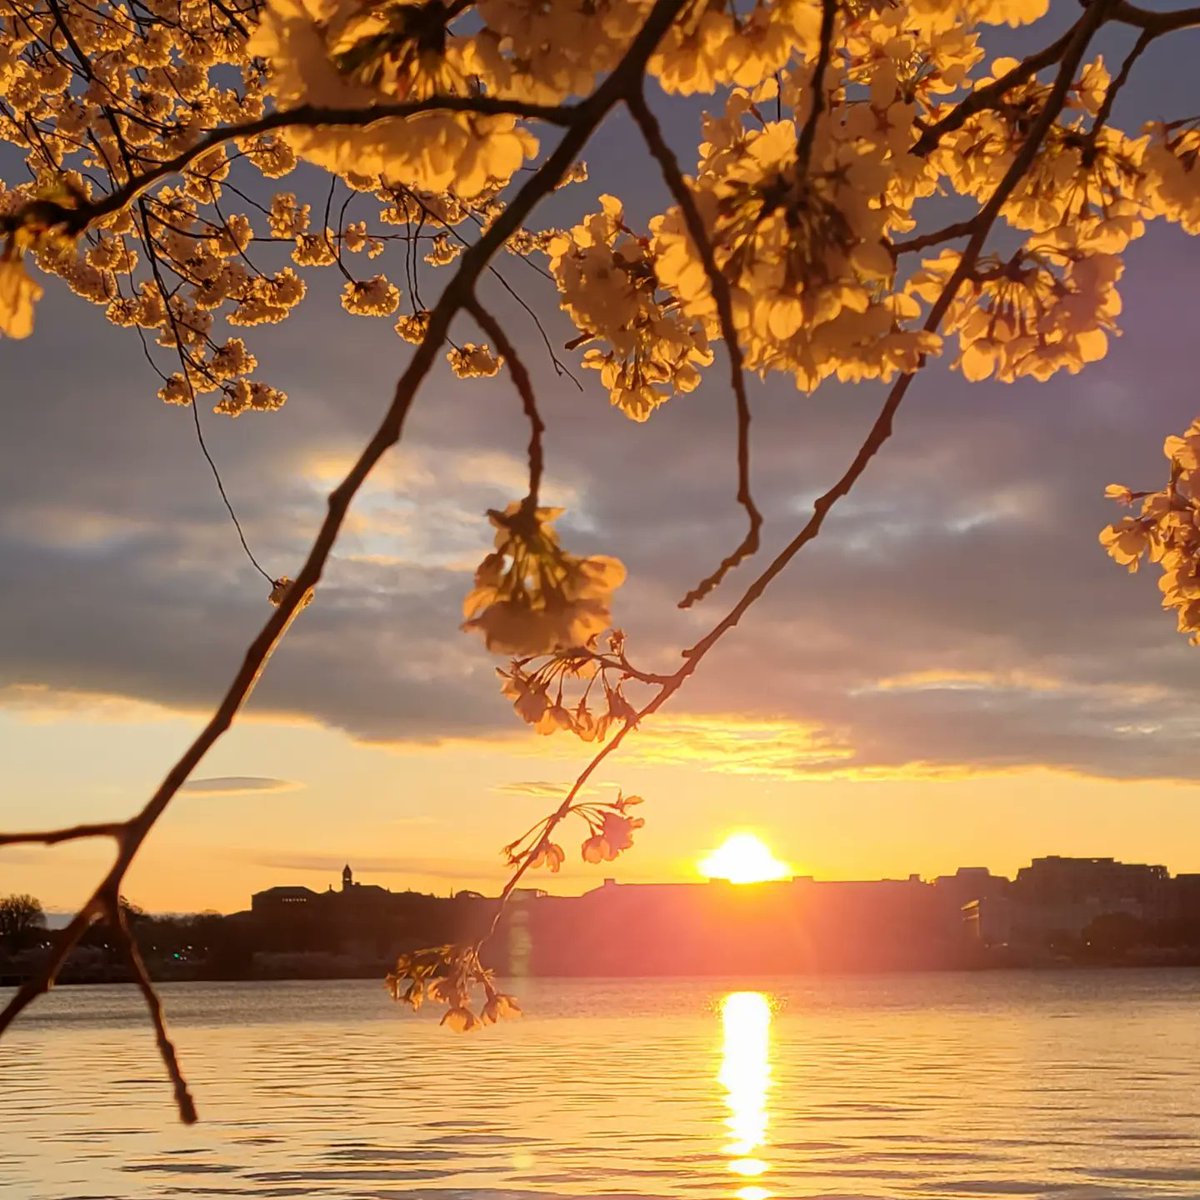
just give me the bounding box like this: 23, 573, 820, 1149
699, 834, 791, 885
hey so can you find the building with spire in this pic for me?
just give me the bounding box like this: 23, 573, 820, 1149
251, 862, 394, 917
248, 864, 497, 959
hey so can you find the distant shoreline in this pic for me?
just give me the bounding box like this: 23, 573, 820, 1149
8, 952, 1200, 991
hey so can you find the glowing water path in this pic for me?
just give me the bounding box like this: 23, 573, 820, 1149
718, 991, 773, 1200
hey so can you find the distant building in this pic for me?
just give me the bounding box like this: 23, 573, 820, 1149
1015, 856, 1168, 906
245, 855, 1200, 976
965, 857, 1177, 951
248, 864, 497, 958
508, 872, 967, 975
933, 866, 1009, 910
252, 864, 398, 916
250, 885, 320, 915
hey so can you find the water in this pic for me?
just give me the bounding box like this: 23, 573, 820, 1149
2, 970, 1200, 1199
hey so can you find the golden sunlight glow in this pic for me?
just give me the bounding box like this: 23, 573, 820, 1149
719, 991, 773, 1198
700, 833, 790, 884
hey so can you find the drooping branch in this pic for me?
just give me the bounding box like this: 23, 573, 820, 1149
626, 90, 762, 608
465, 296, 544, 507
0, 0, 691, 1117
473, 0, 1115, 961
111, 895, 198, 1123
679, 0, 1116, 666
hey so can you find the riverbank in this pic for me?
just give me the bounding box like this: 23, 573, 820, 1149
7, 942, 1200, 989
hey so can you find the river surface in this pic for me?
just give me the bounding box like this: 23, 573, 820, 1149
2, 971, 1200, 1199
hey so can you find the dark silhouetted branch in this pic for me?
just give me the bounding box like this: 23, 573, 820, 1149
466, 297, 544, 507
910, 26, 1075, 157
479, 0, 1114, 955
0, 822, 122, 847
1112, 1, 1200, 32
111, 896, 198, 1124
627, 90, 763, 608
797, 0, 838, 174
1084, 27, 1154, 156
0, 0, 691, 1119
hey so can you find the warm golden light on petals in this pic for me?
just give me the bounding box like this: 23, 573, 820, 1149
1102, 419, 1200, 642
463, 503, 626, 657
0, 255, 44, 339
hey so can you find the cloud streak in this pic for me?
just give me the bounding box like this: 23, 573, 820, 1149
179, 776, 301, 796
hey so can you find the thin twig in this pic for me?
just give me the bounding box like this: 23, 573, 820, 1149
626, 90, 762, 608
137, 199, 275, 584
1083, 27, 1154, 157
466, 297, 544, 507
111, 896, 198, 1124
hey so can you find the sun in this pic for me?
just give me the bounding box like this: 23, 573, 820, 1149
699, 833, 791, 885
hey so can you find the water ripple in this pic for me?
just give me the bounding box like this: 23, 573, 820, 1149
3, 971, 1200, 1199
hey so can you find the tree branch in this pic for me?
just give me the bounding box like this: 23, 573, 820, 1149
910, 25, 1075, 158
111, 895, 198, 1124
0, 822, 122, 847
891, 215, 978, 255
1, 96, 581, 239
1085, 26, 1154, 156
1112, 1, 1200, 32
477, 0, 1115, 958
0, 0, 692, 1117
466, 297, 544, 507
626, 90, 763, 608
0, 901, 101, 1037
796, 0, 838, 173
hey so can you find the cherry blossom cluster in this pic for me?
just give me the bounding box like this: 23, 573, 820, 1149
0, 0, 568, 416
384, 787, 644, 1028
386, 946, 521, 1033
548, 196, 714, 420
1101, 423, 1200, 642
496, 630, 644, 740
502, 789, 646, 878
908, 247, 1122, 382
6, 0, 1197, 423
462, 502, 627, 656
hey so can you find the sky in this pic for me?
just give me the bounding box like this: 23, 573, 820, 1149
3, 11, 1200, 915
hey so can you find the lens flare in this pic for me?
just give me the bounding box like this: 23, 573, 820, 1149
718, 991, 773, 1197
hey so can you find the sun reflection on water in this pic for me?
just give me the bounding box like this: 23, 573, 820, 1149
718, 991, 773, 1199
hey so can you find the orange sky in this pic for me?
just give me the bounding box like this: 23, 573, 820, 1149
5, 690, 1200, 915
6, 49, 1200, 915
